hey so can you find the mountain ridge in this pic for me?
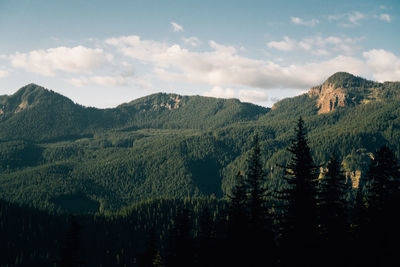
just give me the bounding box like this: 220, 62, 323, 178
0, 84, 269, 142
308, 72, 400, 114
1, 72, 400, 212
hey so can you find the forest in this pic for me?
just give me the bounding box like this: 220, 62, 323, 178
1, 117, 400, 266
1, 72, 400, 266
1, 73, 400, 213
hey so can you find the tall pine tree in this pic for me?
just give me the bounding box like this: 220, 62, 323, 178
225, 135, 276, 266
318, 155, 351, 266
244, 135, 276, 266
165, 207, 195, 267
364, 146, 400, 266
277, 117, 319, 266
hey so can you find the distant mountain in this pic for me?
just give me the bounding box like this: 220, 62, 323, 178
0, 73, 399, 213
116, 92, 269, 130
308, 72, 400, 114
0, 84, 109, 141
0, 84, 268, 141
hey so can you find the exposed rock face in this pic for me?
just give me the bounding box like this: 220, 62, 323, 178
308, 83, 349, 114
307, 72, 393, 114
159, 95, 182, 110
347, 170, 362, 188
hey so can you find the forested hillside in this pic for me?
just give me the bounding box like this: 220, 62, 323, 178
1, 117, 400, 266
0, 72, 399, 213
0, 84, 268, 141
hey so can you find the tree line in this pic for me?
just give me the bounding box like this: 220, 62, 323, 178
1, 117, 400, 266
139, 117, 400, 266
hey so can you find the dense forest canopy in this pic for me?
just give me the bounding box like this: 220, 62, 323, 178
0, 72, 400, 213
1, 116, 400, 266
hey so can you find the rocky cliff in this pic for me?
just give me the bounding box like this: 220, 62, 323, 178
308, 72, 400, 114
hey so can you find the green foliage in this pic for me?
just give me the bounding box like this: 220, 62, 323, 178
1, 76, 400, 213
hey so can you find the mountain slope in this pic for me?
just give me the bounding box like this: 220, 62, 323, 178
0, 84, 110, 141
0, 84, 269, 141
117, 93, 269, 130
308, 72, 400, 114
0, 73, 399, 213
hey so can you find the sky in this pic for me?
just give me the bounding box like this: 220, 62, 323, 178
0, 0, 399, 108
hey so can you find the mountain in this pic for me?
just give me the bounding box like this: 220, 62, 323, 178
308, 72, 400, 114
0, 72, 399, 213
0, 84, 109, 142
116, 93, 269, 130
0, 84, 268, 142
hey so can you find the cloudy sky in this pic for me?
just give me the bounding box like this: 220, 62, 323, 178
0, 0, 399, 107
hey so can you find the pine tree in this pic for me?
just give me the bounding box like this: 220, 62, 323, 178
277, 117, 319, 266
319, 155, 349, 238
245, 135, 276, 266
228, 171, 247, 224
195, 207, 215, 267
137, 228, 162, 267
226, 171, 249, 267
318, 155, 351, 266
165, 207, 194, 267
367, 146, 400, 213
58, 216, 84, 267
225, 135, 276, 266
364, 146, 400, 266
246, 135, 267, 225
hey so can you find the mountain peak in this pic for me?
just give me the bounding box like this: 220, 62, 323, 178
323, 72, 369, 89
0, 84, 73, 120
119, 92, 185, 111
308, 73, 399, 114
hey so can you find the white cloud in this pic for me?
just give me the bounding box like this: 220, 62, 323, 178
363, 49, 400, 81
348, 11, 365, 24
68, 77, 91, 87
171, 22, 184, 32
267, 36, 295, 51
91, 75, 129, 86
203, 86, 269, 103
182, 36, 201, 47
328, 11, 366, 27
238, 89, 269, 103
10, 46, 112, 76
106, 35, 400, 91
68, 71, 152, 89
204, 86, 236, 99
0, 70, 9, 78
106, 35, 369, 90
379, 14, 392, 22
290, 16, 320, 26
105, 36, 169, 63
268, 35, 362, 56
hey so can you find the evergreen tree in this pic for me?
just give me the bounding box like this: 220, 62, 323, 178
228, 171, 247, 219
364, 146, 400, 266
367, 146, 400, 213
195, 207, 216, 267
318, 155, 351, 266
277, 117, 319, 266
58, 216, 84, 267
244, 135, 276, 266
319, 155, 349, 238
246, 135, 267, 224
137, 228, 162, 267
165, 207, 195, 267
226, 171, 249, 267
224, 136, 276, 266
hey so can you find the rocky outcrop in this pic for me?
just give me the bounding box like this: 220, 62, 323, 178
159, 95, 182, 110
308, 83, 349, 114
307, 72, 392, 114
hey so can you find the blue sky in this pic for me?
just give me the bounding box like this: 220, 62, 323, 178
0, 0, 399, 107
